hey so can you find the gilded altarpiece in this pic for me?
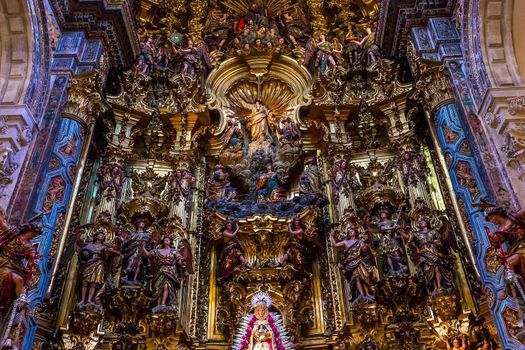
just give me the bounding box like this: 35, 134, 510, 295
0, 1, 508, 350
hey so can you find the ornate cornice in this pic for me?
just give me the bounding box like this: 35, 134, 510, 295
377, 0, 454, 56
49, 0, 138, 66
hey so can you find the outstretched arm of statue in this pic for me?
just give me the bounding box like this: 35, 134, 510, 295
330, 234, 345, 248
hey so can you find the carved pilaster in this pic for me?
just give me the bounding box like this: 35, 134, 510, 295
93, 112, 141, 220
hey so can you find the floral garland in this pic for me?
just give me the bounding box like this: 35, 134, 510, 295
239, 314, 286, 350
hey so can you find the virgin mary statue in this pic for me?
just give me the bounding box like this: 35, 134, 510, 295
249, 321, 276, 350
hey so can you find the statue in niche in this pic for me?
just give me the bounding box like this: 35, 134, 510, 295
141, 236, 187, 312
483, 205, 525, 300
344, 23, 358, 65
206, 164, 236, 202
120, 220, 152, 286
218, 220, 247, 283
243, 100, 275, 145
76, 231, 121, 307
331, 227, 375, 305
0, 209, 42, 318
299, 158, 321, 194
328, 160, 362, 216
167, 167, 196, 225
233, 291, 293, 350
278, 117, 302, 156
368, 208, 408, 276
96, 162, 127, 205
401, 214, 454, 296
255, 163, 287, 202
280, 218, 308, 277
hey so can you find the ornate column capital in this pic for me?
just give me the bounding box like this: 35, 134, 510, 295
61, 71, 107, 126
408, 44, 455, 114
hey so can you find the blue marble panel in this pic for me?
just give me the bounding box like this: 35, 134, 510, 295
411, 26, 434, 52
429, 17, 460, 41
81, 39, 103, 64
23, 117, 85, 349
56, 32, 85, 56
435, 103, 523, 350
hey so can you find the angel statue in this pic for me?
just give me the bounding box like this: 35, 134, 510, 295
0, 209, 43, 318
141, 236, 187, 312
401, 214, 454, 296
280, 218, 308, 277
218, 220, 247, 283
76, 231, 121, 307
331, 227, 376, 305
369, 208, 408, 276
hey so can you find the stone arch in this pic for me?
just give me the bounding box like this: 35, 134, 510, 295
478, 0, 524, 87
0, 0, 34, 106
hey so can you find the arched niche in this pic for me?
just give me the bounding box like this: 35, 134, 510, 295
0, 0, 34, 106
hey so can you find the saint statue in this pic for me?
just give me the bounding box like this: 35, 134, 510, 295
233, 291, 292, 350
218, 220, 247, 283
206, 164, 236, 202
445, 336, 467, 350
120, 220, 151, 285
280, 218, 308, 276
0, 210, 42, 317
141, 236, 187, 312
167, 167, 196, 226
331, 227, 375, 305
76, 231, 121, 307
328, 160, 362, 217
299, 158, 321, 194
370, 208, 408, 276
256, 164, 287, 202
